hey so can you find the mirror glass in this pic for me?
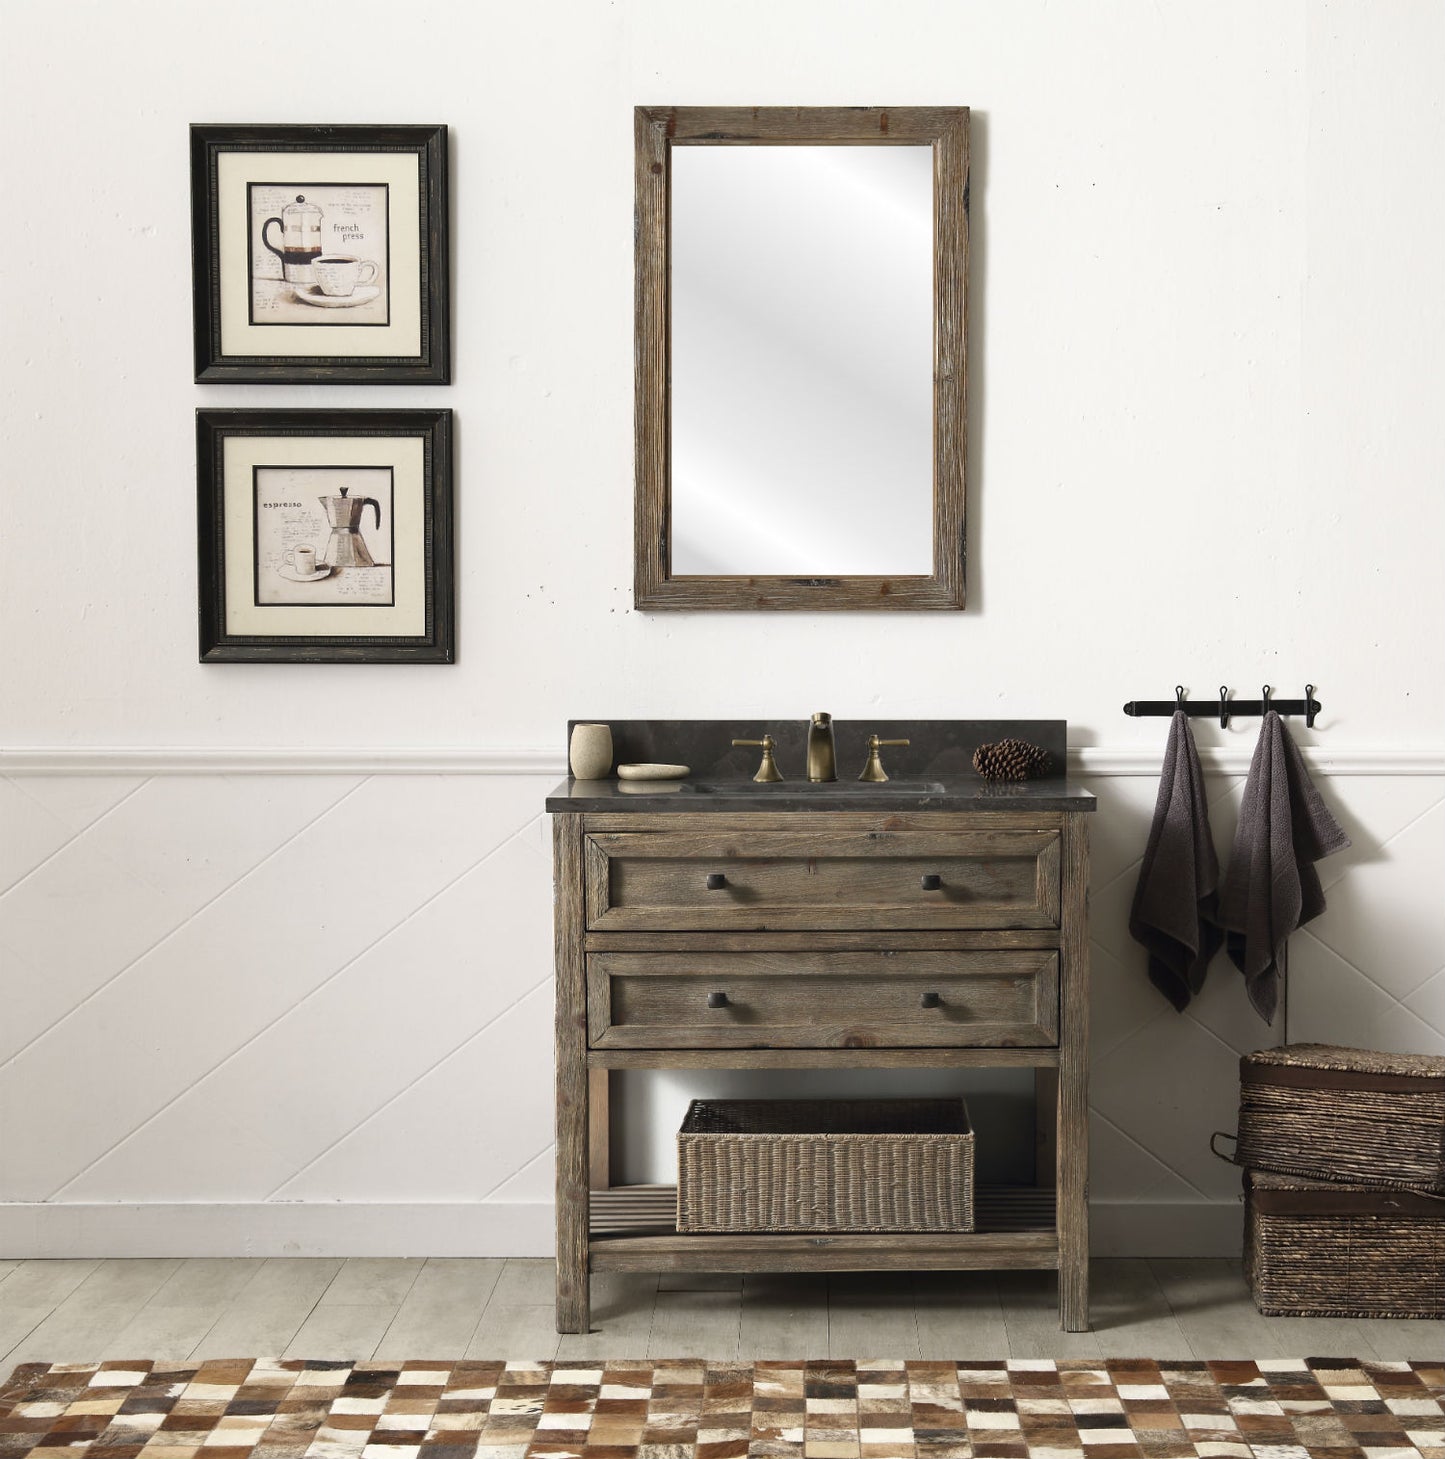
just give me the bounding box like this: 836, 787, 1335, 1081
669, 146, 935, 576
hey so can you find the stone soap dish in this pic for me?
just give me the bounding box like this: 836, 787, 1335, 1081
617, 762, 690, 780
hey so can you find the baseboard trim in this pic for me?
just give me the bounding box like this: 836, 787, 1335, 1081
1090, 1200, 1243, 1259
0, 1204, 555, 1260
0, 1200, 1242, 1260
3, 745, 1442, 777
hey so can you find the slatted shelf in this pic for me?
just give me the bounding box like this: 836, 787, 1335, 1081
588, 1184, 1059, 1273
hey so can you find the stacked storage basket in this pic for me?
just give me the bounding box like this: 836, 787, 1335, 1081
1229, 1044, 1445, 1318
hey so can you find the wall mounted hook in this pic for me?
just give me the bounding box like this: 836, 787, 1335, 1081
1123, 685, 1325, 724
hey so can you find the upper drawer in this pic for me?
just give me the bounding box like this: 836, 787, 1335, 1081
584, 828, 1060, 932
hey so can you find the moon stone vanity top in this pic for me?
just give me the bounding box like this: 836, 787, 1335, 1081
547, 719, 1096, 813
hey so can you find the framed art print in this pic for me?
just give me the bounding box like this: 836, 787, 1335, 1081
197, 409, 454, 662
191, 125, 449, 383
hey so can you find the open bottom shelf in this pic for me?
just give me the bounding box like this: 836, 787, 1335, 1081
589, 1184, 1059, 1273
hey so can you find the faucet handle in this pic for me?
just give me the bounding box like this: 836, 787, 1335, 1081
732, 734, 784, 783
858, 734, 910, 783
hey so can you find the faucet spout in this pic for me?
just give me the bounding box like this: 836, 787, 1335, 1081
807, 711, 837, 783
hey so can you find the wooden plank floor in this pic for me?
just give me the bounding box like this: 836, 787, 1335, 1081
2, 1258, 1439, 1385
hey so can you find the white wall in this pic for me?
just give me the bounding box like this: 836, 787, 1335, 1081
2, 0, 1443, 1257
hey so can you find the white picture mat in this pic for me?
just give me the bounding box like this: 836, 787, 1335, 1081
223, 436, 427, 637
218, 151, 422, 359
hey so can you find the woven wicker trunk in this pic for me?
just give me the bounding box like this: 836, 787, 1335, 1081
1236, 1043, 1445, 1192
1244, 1169, 1445, 1318
676, 1097, 974, 1233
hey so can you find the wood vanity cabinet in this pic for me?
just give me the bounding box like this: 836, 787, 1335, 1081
551, 799, 1092, 1333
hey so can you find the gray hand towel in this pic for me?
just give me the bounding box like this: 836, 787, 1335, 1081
1129, 711, 1222, 1011
1216, 710, 1351, 1024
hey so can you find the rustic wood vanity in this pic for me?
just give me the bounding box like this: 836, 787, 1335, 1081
547, 720, 1095, 1332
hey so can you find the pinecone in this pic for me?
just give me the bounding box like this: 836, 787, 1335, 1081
972, 738, 1051, 781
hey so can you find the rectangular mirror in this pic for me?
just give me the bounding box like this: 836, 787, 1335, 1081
635, 106, 969, 611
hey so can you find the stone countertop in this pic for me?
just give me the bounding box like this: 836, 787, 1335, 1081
545, 774, 1096, 814
546, 718, 1095, 814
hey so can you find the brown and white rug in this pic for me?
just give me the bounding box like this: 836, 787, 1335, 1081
2, 1357, 1442, 1459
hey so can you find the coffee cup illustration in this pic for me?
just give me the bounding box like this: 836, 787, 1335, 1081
312, 255, 379, 297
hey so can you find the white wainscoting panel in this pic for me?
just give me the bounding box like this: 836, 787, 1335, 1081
1, 762, 1441, 1257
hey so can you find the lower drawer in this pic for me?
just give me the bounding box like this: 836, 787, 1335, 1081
587, 950, 1059, 1049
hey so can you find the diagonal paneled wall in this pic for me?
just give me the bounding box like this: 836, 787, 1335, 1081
0, 773, 557, 1249
2, 759, 1440, 1257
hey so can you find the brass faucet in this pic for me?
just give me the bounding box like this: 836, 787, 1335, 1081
732, 735, 783, 782
807, 712, 837, 782
859, 734, 910, 782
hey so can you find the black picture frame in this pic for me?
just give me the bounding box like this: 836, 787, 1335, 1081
197, 409, 454, 663
191, 124, 450, 384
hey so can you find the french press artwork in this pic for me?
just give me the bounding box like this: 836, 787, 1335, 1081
254, 186, 387, 323
190, 124, 449, 383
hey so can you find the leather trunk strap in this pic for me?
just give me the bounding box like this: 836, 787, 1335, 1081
1251, 1184, 1445, 1217
1244, 1061, 1445, 1095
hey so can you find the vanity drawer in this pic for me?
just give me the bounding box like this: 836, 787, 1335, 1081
584, 829, 1060, 932
587, 950, 1059, 1049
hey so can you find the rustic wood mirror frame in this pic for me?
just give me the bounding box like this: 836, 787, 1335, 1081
634, 105, 969, 612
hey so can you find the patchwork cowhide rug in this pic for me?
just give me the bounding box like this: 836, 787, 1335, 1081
2, 1357, 1442, 1458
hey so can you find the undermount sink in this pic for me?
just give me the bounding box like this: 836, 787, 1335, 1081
686, 780, 946, 795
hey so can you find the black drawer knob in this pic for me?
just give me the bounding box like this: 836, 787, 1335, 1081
920, 873, 943, 891
920, 991, 942, 1009
705, 872, 727, 890
707, 991, 730, 1009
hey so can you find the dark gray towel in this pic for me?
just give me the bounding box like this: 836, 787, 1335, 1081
1216, 710, 1351, 1024
1129, 711, 1222, 1011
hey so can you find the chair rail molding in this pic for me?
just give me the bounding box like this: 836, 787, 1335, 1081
0, 747, 568, 776
1, 745, 1442, 776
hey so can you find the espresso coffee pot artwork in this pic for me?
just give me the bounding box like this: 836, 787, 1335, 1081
319, 487, 383, 569
250, 182, 389, 325
254, 466, 395, 607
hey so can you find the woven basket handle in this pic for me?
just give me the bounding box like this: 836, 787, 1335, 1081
1210, 1130, 1242, 1166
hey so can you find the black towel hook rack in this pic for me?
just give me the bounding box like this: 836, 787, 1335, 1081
1123, 684, 1322, 728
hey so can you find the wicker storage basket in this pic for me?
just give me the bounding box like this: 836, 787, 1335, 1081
1244, 1169, 1445, 1318
1237, 1043, 1445, 1193
676, 1097, 974, 1233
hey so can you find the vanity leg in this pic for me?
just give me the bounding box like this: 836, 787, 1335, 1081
1057, 1105, 1089, 1332
553, 814, 591, 1334
1057, 811, 1091, 1332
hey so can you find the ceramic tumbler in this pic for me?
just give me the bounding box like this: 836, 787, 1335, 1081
569, 723, 614, 779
